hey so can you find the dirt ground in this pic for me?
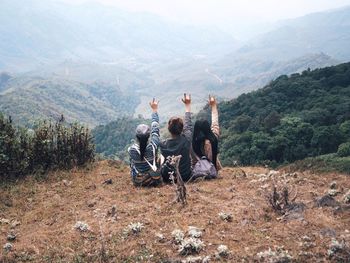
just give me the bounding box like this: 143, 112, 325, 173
0, 161, 350, 262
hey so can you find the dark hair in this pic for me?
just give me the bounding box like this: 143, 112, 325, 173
136, 134, 149, 160
192, 119, 218, 168
168, 117, 184, 136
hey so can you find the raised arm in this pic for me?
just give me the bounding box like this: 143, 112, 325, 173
182, 93, 192, 142
209, 95, 220, 138
149, 98, 160, 147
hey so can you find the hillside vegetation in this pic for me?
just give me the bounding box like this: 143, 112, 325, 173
0, 113, 94, 179
92, 116, 149, 159
218, 62, 350, 167
0, 76, 138, 127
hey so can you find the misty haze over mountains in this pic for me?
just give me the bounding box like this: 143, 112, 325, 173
0, 0, 350, 126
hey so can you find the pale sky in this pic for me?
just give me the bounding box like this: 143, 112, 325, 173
58, 0, 350, 39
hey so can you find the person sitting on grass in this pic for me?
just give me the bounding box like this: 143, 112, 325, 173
192, 95, 222, 176
160, 93, 193, 183
128, 98, 161, 187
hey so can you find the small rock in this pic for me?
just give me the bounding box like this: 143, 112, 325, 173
7, 233, 16, 241
3, 243, 13, 251
102, 179, 113, 185
100, 172, 108, 176
330, 181, 337, 189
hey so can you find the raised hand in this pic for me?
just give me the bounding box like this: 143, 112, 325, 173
208, 94, 217, 108
181, 93, 191, 112
149, 98, 159, 112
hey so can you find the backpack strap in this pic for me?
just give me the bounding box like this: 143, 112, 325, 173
144, 144, 158, 172
133, 143, 158, 172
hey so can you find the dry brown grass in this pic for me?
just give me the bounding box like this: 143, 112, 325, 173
0, 162, 350, 262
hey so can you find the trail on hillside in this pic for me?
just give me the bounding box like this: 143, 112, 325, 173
205, 68, 223, 84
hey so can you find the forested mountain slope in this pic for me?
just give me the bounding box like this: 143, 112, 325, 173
217, 62, 350, 166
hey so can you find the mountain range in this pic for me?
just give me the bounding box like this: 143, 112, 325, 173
0, 1, 349, 125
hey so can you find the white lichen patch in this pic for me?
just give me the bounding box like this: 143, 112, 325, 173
3, 243, 13, 251
299, 235, 316, 250
216, 244, 229, 257
172, 229, 185, 244
328, 189, 339, 197
257, 246, 292, 262
327, 238, 344, 257
202, 256, 210, 263
218, 212, 233, 222
74, 221, 90, 232
188, 226, 202, 238
343, 190, 350, 204
178, 237, 205, 255
124, 222, 144, 235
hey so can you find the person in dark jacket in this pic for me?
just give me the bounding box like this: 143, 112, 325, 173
192, 95, 222, 171
128, 98, 161, 186
160, 93, 193, 182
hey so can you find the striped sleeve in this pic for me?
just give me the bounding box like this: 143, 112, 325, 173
211, 106, 220, 138
150, 112, 160, 147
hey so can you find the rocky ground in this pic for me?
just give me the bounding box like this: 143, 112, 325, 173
1, 161, 350, 262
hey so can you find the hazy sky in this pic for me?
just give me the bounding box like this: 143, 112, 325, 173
58, 0, 350, 39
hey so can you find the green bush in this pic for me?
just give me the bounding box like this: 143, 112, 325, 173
0, 113, 95, 179
337, 142, 350, 157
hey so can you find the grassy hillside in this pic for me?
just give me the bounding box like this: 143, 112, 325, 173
0, 76, 139, 127
1, 161, 349, 262
217, 62, 350, 166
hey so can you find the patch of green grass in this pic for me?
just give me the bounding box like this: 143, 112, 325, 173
287, 154, 350, 174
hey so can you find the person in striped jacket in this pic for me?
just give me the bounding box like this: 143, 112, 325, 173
128, 98, 161, 186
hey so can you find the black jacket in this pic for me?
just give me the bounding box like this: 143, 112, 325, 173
160, 112, 192, 181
